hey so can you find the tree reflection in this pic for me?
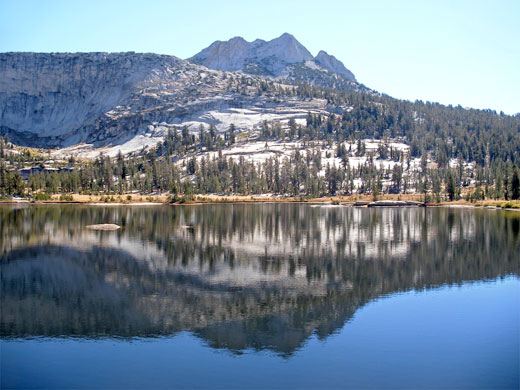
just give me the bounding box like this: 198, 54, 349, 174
1, 204, 518, 356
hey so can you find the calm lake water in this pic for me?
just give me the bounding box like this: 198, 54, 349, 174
1, 204, 519, 389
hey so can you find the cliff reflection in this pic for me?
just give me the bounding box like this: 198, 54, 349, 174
1, 205, 518, 355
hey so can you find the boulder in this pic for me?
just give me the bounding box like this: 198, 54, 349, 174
86, 224, 120, 230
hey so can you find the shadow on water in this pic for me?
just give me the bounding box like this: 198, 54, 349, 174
1, 204, 519, 356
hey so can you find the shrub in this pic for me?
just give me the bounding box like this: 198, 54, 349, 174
34, 192, 51, 201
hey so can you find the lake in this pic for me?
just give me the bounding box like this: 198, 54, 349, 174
1, 204, 518, 389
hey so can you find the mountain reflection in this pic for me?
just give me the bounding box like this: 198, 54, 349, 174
1, 204, 518, 355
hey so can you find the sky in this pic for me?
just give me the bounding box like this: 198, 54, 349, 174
1, 0, 519, 114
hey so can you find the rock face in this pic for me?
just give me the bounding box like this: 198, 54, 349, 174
0, 52, 337, 151
0, 52, 183, 147
315, 50, 356, 81
189, 33, 358, 86
190, 33, 314, 75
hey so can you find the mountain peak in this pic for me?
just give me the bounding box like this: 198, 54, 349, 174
254, 33, 313, 67
190, 36, 249, 72
315, 50, 356, 81
316, 50, 329, 57
189, 34, 357, 86
190, 34, 314, 74
228, 36, 247, 44
277, 32, 297, 41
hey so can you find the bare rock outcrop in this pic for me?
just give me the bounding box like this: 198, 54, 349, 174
315, 50, 356, 81
0, 51, 342, 151
189, 33, 360, 88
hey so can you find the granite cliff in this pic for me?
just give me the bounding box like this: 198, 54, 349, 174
0, 49, 343, 151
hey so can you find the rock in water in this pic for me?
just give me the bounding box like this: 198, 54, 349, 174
86, 224, 120, 230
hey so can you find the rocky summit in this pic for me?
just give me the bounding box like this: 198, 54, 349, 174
189, 33, 314, 74
315, 50, 356, 81
189, 33, 358, 85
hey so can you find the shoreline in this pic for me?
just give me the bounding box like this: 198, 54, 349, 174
1, 196, 519, 210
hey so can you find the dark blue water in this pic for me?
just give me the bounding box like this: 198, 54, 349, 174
1, 205, 519, 388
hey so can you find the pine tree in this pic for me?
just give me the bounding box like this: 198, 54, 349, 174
512, 166, 520, 200
446, 172, 456, 201
228, 124, 236, 145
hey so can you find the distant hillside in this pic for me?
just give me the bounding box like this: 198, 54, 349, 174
0, 39, 519, 202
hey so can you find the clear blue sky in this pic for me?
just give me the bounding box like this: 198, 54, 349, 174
1, 0, 519, 114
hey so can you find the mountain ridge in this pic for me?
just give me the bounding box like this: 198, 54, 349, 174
189, 33, 357, 83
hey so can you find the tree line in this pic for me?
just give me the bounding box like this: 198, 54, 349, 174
1, 133, 519, 202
